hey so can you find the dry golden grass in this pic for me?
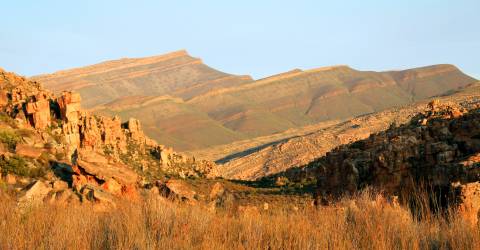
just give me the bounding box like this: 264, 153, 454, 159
0, 191, 479, 250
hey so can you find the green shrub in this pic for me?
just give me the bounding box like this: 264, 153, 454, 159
37, 152, 51, 167
29, 164, 49, 178
0, 130, 20, 151
16, 128, 35, 138
0, 155, 48, 178
103, 146, 114, 156
55, 152, 65, 161
0, 113, 16, 127
0, 155, 30, 176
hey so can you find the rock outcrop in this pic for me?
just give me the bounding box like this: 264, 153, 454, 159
0, 68, 217, 206
71, 150, 138, 198
25, 92, 51, 129
313, 101, 480, 223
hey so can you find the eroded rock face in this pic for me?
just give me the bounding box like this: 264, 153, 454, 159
0, 68, 218, 206
15, 144, 44, 158
25, 92, 51, 129
19, 180, 52, 206
71, 150, 138, 198
314, 101, 480, 222
453, 182, 480, 223
102, 116, 127, 153
152, 179, 201, 205
57, 91, 82, 123
150, 145, 218, 178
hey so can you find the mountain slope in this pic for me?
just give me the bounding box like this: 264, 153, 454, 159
215, 82, 480, 180
33, 51, 477, 151
33, 50, 253, 108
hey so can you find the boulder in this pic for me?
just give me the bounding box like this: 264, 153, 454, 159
70, 150, 139, 200
20, 180, 52, 204
101, 178, 122, 194
159, 179, 197, 203
15, 144, 44, 158
76, 150, 138, 185
124, 118, 156, 146
81, 184, 116, 206
0, 90, 8, 106
99, 116, 127, 153
79, 116, 102, 151
51, 180, 69, 191
454, 182, 480, 224
44, 189, 75, 205
209, 182, 225, 199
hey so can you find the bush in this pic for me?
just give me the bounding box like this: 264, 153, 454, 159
37, 152, 51, 167
0, 155, 29, 176
16, 128, 35, 138
0, 113, 16, 127
103, 146, 114, 156
0, 129, 20, 151
0, 155, 48, 178
55, 152, 66, 161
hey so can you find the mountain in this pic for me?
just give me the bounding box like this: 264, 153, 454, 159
215, 82, 480, 180
33, 50, 253, 108
34, 51, 477, 152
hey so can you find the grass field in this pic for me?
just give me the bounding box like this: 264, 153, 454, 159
1, 190, 478, 250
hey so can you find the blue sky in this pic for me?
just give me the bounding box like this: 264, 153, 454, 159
1, 0, 478, 79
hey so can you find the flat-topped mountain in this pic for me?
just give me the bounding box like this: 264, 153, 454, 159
33, 51, 477, 152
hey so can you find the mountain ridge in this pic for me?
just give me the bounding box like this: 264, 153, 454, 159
214, 82, 480, 180
32, 51, 477, 153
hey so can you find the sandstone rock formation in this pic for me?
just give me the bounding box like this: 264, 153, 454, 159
163, 179, 197, 202
15, 144, 44, 158
19, 180, 52, 205
25, 92, 51, 129
57, 91, 82, 123
72, 150, 139, 198
0, 68, 217, 207
312, 101, 480, 223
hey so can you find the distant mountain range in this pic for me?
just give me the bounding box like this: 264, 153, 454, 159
33, 50, 477, 152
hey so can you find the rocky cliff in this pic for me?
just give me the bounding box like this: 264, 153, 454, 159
312, 100, 480, 223
0, 68, 216, 207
